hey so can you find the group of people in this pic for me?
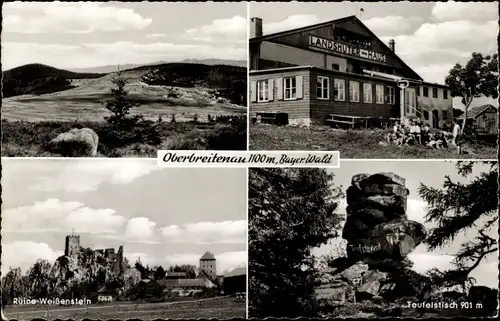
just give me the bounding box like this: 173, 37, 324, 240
385, 119, 462, 150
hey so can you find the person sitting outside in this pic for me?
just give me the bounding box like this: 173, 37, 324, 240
393, 120, 401, 135
421, 123, 430, 144
409, 121, 422, 145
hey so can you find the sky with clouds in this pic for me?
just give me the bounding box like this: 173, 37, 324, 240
1, 1, 247, 70
311, 160, 498, 288
250, 1, 498, 108
1, 159, 247, 276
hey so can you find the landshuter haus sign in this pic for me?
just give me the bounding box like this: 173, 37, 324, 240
309, 35, 387, 63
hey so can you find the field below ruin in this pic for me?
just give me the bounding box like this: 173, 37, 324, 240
3, 296, 245, 320
249, 124, 497, 159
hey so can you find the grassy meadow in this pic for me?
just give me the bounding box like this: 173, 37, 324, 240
249, 124, 497, 159
1, 64, 247, 157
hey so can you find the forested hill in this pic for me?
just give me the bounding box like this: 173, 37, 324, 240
139, 63, 247, 106
2, 63, 105, 98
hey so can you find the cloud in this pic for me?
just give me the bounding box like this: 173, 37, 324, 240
2, 41, 247, 70
146, 33, 167, 39
381, 20, 497, 83
30, 159, 159, 192
3, 1, 152, 34
263, 14, 322, 35
1, 241, 63, 275
184, 16, 247, 43
431, 1, 498, 22
160, 220, 246, 244
123, 217, 160, 244
2, 198, 126, 234
164, 251, 247, 274
363, 16, 421, 37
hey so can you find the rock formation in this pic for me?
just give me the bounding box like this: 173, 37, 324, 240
342, 172, 426, 271
315, 172, 429, 310
46, 128, 99, 157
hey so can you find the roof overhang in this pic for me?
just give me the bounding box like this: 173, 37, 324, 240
362, 70, 420, 84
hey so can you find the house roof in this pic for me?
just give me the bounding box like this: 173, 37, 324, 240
459, 104, 497, 119
250, 65, 420, 85
165, 272, 187, 278
200, 252, 215, 260
158, 278, 206, 288
250, 15, 422, 81
224, 267, 247, 278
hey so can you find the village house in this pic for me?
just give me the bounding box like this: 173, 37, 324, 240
459, 104, 498, 135
223, 267, 247, 295
249, 15, 452, 128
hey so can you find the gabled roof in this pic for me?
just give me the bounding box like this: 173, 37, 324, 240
200, 252, 215, 260
459, 104, 498, 119
165, 272, 187, 278
158, 278, 207, 288
250, 15, 422, 81
197, 269, 216, 284
224, 266, 247, 277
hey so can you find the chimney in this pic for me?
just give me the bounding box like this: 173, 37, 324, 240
389, 39, 395, 52
250, 17, 263, 38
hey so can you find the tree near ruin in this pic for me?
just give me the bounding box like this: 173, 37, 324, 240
417, 161, 498, 292
248, 168, 344, 318
445, 53, 498, 132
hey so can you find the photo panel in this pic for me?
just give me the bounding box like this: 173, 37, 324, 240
248, 1, 497, 159
1, 1, 248, 157
1, 159, 247, 319
248, 161, 498, 318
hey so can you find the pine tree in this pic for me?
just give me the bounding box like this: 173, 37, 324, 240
248, 168, 344, 318
104, 72, 140, 127
417, 161, 498, 291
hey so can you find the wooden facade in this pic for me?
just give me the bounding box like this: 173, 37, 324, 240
249, 15, 452, 127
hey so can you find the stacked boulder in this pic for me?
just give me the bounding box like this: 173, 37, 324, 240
343, 172, 427, 271
315, 172, 428, 309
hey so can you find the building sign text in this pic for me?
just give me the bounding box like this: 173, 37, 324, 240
309, 35, 387, 63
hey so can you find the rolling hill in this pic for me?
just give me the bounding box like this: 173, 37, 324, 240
2, 62, 247, 122
67, 59, 247, 74
2, 64, 106, 98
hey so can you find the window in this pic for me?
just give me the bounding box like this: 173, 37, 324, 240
376, 84, 384, 104
349, 81, 360, 102
441, 110, 447, 121
388, 87, 395, 105
257, 80, 269, 102
317, 76, 329, 99
332, 64, 340, 71
284, 77, 297, 100
432, 88, 438, 98
417, 86, 420, 96
363, 83, 372, 103
423, 87, 429, 97
443, 89, 448, 99
334, 79, 345, 101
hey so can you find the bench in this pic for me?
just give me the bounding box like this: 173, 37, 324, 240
256, 112, 288, 126
326, 114, 361, 129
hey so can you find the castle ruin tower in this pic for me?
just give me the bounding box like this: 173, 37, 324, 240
199, 252, 216, 280
65, 231, 80, 258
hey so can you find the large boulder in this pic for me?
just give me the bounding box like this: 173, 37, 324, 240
356, 280, 381, 301
315, 280, 355, 306
46, 128, 99, 157
339, 262, 369, 284
358, 172, 406, 187
346, 220, 426, 262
